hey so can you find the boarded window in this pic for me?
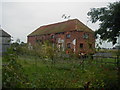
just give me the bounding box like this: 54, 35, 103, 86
80, 43, 83, 48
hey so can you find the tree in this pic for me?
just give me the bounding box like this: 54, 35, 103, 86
88, 2, 120, 88
87, 1, 120, 45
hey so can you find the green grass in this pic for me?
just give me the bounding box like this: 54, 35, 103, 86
15, 55, 118, 88
95, 58, 117, 63
0, 56, 2, 69
0, 70, 1, 88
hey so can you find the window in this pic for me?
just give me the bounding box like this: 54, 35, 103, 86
80, 43, 83, 48
66, 34, 71, 38
67, 43, 71, 48
89, 44, 92, 49
61, 32, 64, 34
36, 40, 42, 43
51, 35, 54, 39
83, 33, 89, 39
36, 40, 39, 42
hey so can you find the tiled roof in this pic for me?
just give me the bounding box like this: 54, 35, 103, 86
28, 19, 94, 36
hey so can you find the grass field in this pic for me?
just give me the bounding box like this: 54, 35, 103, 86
0, 56, 2, 69
0, 56, 2, 88
14, 55, 118, 88
2, 43, 120, 88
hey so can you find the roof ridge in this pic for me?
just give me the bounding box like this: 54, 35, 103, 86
41, 19, 79, 28
0, 30, 11, 37
28, 19, 94, 36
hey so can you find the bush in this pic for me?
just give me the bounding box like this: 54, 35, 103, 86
2, 46, 31, 88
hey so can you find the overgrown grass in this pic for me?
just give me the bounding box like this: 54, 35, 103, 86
2, 42, 120, 88
16, 55, 118, 88
94, 58, 117, 63
0, 56, 2, 88
0, 56, 2, 69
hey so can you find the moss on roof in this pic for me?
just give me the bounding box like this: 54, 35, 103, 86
28, 19, 94, 37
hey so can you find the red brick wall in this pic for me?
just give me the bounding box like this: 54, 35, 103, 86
28, 30, 95, 54
27, 36, 36, 45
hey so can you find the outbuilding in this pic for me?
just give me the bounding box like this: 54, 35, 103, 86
0, 28, 11, 56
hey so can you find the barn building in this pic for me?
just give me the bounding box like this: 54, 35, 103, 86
27, 19, 95, 54
0, 28, 11, 56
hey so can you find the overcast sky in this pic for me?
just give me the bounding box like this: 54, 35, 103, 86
1, 0, 119, 48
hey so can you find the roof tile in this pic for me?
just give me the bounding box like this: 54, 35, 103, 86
28, 19, 94, 36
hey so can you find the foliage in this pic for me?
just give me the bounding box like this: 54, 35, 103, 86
2, 45, 31, 88
17, 56, 119, 89
87, 1, 120, 45
2, 40, 120, 88
32, 41, 62, 66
